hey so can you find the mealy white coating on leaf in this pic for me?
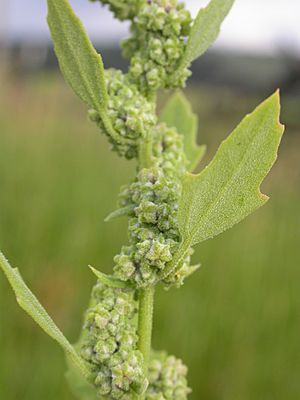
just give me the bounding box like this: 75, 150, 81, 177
0, 251, 91, 381
181, 0, 235, 66
178, 92, 284, 247
47, 0, 108, 111
160, 90, 206, 171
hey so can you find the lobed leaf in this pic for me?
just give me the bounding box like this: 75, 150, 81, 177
160, 91, 206, 171
178, 92, 284, 247
0, 251, 91, 381
47, 0, 108, 111
181, 0, 234, 67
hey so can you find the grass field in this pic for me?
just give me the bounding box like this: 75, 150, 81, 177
0, 73, 299, 399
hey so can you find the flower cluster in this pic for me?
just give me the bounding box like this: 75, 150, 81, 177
80, 282, 147, 399
113, 124, 194, 287
90, 0, 141, 21
82, 1, 196, 397
122, 0, 192, 92
153, 123, 187, 177
114, 166, 180, 286
89, 69, 156, 159
147, 352, 191, 399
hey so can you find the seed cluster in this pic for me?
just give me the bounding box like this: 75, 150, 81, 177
89, 69, 156, 159
80, 282, 147, 399
114, 124, 193, 287
147, 352, 191, 399
122, 0, 192, 92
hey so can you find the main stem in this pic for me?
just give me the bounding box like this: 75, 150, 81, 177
137, 286, 155, 398
136, 132, 155, 399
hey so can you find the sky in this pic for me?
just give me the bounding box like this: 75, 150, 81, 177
1, 0, 300, 56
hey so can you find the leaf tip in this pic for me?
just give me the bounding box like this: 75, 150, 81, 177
259, 192, 270, 204
256, 91, 285, 137
88, 264, 96, 274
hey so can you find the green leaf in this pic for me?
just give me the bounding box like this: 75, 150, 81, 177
178, 92, 284, 247
66, 355, 98, 400
89, 265, 133, 289
0, 251, 91, 381
104, 205, 135, 223
160, 91, 206, 170
181, 0, 234, 66
47, 0, 108, 111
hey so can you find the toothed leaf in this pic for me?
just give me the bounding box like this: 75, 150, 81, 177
178, 92, 284, 247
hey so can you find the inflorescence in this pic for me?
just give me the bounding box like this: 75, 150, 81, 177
114, 123, 192, 287
80, 282, 147, 399
82, 0, 195, 398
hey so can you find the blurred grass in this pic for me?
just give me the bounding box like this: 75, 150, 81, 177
0, 73, 299, 400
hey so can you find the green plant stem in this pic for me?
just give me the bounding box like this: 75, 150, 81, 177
136, 108, 155, 399
137, 287, 155, 381
138, 136, 153, 169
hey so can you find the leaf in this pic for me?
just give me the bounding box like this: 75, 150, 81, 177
160, 91, 206, 170
89, 265, 133, 289
178, 92, 284, 247
0, 251, 91, 381
66, 355, 98, 400
181, 0, 234, 66
104, 205, 135, 222
47, 0, 108, 111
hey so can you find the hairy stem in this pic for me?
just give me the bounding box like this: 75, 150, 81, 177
137, 287, 155, 383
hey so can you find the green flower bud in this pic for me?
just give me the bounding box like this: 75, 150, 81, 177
144, 239, 173, 264
135, 201, 158, 224
94, 337, 117, 362
114, 251, 136, 281
147, 352, 191, 400
95, 368, 112, 395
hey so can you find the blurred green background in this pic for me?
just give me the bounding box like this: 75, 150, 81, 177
0, 71, 299, 400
